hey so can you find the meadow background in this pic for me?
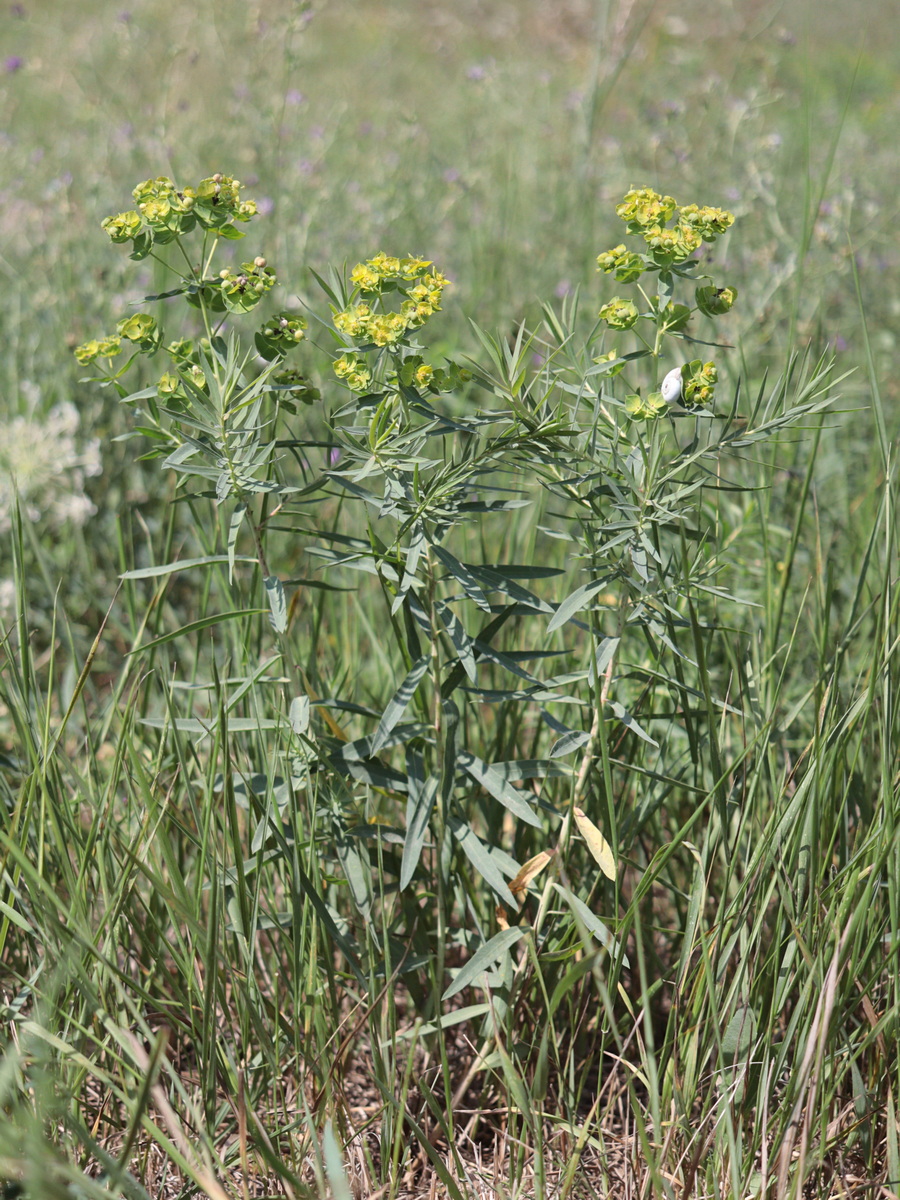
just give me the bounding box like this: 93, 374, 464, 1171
1, 0, 899, 1197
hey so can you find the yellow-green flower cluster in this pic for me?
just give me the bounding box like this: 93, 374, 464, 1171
625, 391, 668, 420
333, 355, 373, 393
156, 361, 207, 400
101, 210, 143, 243
642, 221, 703, 266
615, 187, 677, 233
193, 174, 257, 220
101, 172, 260, 248
596, 244, 645, 283
695, 285, 738, 317
333, 255, 450, 347
598, 298, 639, 330
135, 173, 257, 224
116, 312, 159, 349
217, 257, 276, 313
589, 190, 736, 420
349, 254, 434, 292
132, 177, 196, 228
682, 360, 717, 406
396, 355, 472, 394
157, 372, 180, 396
259, 312, 308, 351
333, 307, 410, 347
333, 304, 373, 339
678, 204, 734, 241
598, 187, 736, 272
166, 338, 194, 363
185, 363, 207, 391
400, 273, 448, 328
74, 336, 122, 365
369, 312, 410, 347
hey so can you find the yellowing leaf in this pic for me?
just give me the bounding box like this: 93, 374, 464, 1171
573, 807, 616, 880
508, 850, 554, 899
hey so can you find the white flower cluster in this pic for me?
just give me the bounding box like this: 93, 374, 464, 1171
0, 391, 102, 534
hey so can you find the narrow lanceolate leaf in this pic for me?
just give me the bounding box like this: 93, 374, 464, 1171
547, 578, 613, 633
323, 1122, 353, 1200
334, 821, 372, 920
120, 554, 257, 581
443, 926, 528, 1000
265, 575, 288, 633
371, 653, 430, 754
400, 774, 439, 891
289, 695, 310, 736
509, 851, 554, 898
431, 544, 491, 611
722, 1004, 758, 1060
139, 717, 280, 733
596, 636, 620, 675
608, 701, 658, 746
436, 600, 476, 682
127, 610, 267, 654
392, 520, 426, 614
389, 1003, 491, 1041
555, 884, 627, 964
227, 504, 248, 582
458, 751, 542, 827
549, 729, 591, 758
465, 564, 554, 613
448, 815, 517, 907
573, 807, 617, 880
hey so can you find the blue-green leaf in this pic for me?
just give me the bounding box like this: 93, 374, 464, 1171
120, 554, 256, 581
127, 610, 267, 654
555, 884, 628, 964
458, 752, 541, 827
432, 545, 491, 612
443, 926, 528, 1000
289, 695, 310, 736
548, 579, 613, 632
265, 575, 288, 633
227, 506, 247, 584
436, 601, 476, 682
400, 774, 438, 891
608, 701, 658, 746
448, 816, 517, 906
371, 654, 430, 754
549, 730, 591, 758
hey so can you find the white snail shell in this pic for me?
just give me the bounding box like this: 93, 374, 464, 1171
661, 366, 683, 404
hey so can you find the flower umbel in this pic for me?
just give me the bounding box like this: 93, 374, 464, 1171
695, 285, 738, 316
594, 188, 736, 418
598, 298, 639, 330
616, 187, 677, 232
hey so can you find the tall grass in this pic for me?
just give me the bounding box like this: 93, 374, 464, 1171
1, 2, 899, 1197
